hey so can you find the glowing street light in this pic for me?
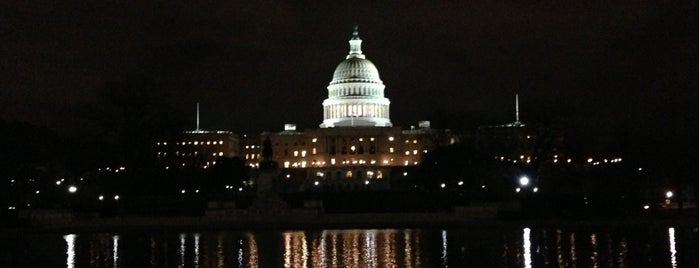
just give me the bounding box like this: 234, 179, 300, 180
68, 186, 77, 193
666, 191, 674, 198
519, 176, 530, 187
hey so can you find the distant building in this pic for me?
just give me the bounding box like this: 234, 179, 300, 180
476, 94, 567, 165
155, 131, 240, 169
155, 104, 241, 169
242, 27, 455, 190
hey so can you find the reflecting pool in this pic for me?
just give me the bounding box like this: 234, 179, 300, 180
3, 226, 699, 267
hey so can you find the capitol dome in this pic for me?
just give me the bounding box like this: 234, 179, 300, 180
330, 58, 383, 85
320, 26, 392, 128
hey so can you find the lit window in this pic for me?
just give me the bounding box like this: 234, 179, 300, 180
312, 138, 318, 143
207, 141, 211, 145
301, 161, 307, 168
405, 151, 410, 155
370, 137, 375, 141
377, 171, 383, 179
301, 150, 307, 157
312, 148, 317, 154
413, 150, 418, 155
413, 140, 417, 144
331, 158, 336, 165
194, 141, 199, 145
157, 142, 161, 146
350, 145, 356, 152
163, 142, 167, 146
294, 150, 299, 157
219, 140, 224, 144
389, 147, 394, 153
367, 171, 374, 179
245, 154, 249, 159
284, 161, 290, 168
346, 171, 353, 178
405, 140, 409, 143
245, 145, 249, 149
359, 138, 363, 142
388, 137, 394, 141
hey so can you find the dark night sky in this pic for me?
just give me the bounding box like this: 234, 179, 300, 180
1, 1, 696, 158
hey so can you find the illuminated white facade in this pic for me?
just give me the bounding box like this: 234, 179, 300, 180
320, 27, 392, 128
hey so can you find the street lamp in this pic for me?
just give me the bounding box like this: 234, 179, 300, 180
665, 191, 674, 199
519, 176, 530, 187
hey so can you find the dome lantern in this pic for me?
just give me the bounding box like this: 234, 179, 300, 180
348, 25, 364, 59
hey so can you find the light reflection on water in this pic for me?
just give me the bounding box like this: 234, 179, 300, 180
669, 227, 677, 268
5, 227, 698, 267
63, 234, 76, 268
522, 228, 531, 268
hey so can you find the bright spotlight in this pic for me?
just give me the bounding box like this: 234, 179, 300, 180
519, 176, 530, 186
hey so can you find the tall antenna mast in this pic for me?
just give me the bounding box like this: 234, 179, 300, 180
515, 93, 520, 123
196, 102, 200, 131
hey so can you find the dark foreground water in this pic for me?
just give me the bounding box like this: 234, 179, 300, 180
3, 226, 699, 267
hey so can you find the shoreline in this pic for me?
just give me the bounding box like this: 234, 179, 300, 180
4, 212, 699, 235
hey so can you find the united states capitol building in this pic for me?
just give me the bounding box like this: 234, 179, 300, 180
244, 27, 456, 189
156, 27, 456, 189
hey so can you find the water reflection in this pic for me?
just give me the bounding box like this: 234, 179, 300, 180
668, 227, 677, 268
42, 227, 695, 267
64, 234, 76, 268
522, 228, 531, 268
277, 229, 424, 267
441, 230, 448, 267
178, 233, 186, 267
590, 233, 599, 268
501, 228, 644, 268
112, 235, 119, 268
